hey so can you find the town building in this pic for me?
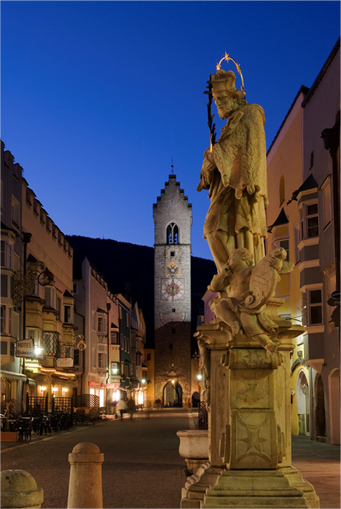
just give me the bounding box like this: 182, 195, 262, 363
153, 174, 193, 407
0, 141, 25, 413
20, 176, 76, 412
267, 38, 340, 444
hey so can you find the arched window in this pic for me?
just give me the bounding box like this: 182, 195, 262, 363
279, 176, 285, 205
166, 223, 179, 245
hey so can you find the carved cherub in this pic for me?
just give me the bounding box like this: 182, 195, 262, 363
208, 247, 293, 353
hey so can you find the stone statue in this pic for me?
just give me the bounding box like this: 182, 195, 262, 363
208, 247, 294, 353
197, 69, 268, 271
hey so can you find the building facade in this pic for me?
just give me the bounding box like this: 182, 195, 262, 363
1, 142, 25, 412
267, 38, 340, 444
153, 174, 192, 407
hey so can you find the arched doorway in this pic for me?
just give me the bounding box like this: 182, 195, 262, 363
329, 369, 340, 444
163, 381, 182, 407
192, 391, 200, 408
296, 370, 310, 435
315, 374, 326, 438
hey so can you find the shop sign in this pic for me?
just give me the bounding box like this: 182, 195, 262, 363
16, 338, 35, 358
56, 358, 74, 368
105, 383, 120, 389
89, 381, 100, 387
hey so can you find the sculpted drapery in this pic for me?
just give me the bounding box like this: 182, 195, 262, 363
198, 70, 268, 271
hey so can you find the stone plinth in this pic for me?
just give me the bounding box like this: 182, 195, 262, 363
180, 321, 319, 508
177, 430, 209, 474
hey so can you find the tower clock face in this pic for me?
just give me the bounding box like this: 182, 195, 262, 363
161, 277, 185, 301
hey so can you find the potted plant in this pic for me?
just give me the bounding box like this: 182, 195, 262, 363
1, 399, 19, 442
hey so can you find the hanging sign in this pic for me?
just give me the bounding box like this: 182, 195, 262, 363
16, 338, 35, 358
56, 358, 74, 368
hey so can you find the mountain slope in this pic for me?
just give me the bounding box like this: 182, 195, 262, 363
67, 235, 216, 347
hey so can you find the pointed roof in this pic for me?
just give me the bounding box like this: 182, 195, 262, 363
267, 208, 289, 233
287, 174, 318, 204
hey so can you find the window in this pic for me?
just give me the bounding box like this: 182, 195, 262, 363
10, 342, 15, 357
167, 223, 179, 245
279, 239, 289, 261
56, 297, 61, 320
64, 305, 73, 324
1, 241, 5, 267
1, 274, 8, 297
120, 334, 125, 350
111, 362, 119, 375
306, 288, 323, 325
74, 349, 80, 366
111, 331, 119, 344
0, 306, 6, 333
169, 343, 173, 350
321, 177, 332, 228
27, 328, 40, 343
1, 341, 8, 355
1, 240, 11, 269
171, 251, 175, 257
8, 308, 12, 336
126, 338, 130, 354
306, 203, 319, 238
44, 286, 56, 308
98, 316, 105, 333
92, 310, 96, 330
146, 353, 151, 361
11, 196, 20, 229
98, 353, 105, 368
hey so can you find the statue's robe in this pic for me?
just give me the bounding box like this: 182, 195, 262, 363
200, 103, 268, 265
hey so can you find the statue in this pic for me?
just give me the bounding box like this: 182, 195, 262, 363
197, 64, 268, 271
208, 247, 294, 353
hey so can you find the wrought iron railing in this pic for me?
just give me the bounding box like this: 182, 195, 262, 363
42, 331, 60, 356
75, 394, 100, 408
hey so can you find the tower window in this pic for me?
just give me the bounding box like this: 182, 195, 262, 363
169, 344, 173, 349
170, 251, 175, 257
167, 223, 179, 245
172, 328, 176, 334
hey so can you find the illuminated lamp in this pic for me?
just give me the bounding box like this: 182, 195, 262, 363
197, 374, 203, 381
171, 380, 175, 385
62, 387, 68, 393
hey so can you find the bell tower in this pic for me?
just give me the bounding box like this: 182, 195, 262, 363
153, 174, 192, 407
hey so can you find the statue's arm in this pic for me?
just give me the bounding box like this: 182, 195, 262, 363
197, 148, 216, 191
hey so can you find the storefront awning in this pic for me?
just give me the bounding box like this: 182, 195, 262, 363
0, 370, 27, 381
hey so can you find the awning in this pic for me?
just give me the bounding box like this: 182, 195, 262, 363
0, 370, 27, 381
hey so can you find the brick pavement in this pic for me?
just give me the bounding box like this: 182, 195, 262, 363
1, 412, 340, 508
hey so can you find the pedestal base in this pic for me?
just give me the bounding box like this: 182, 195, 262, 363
181, 465, 319, 509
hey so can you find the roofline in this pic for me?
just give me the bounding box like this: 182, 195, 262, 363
302, 37, 340, 108
267, 85, 309, 155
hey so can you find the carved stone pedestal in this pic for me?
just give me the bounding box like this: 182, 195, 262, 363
180, 319, 319, 509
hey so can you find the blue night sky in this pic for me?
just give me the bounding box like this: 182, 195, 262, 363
2, 1, 340, 261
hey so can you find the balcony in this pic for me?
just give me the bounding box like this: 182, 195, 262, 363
42, 331, 60, 357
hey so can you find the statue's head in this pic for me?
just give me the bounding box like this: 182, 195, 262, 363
210, 70, 245, 119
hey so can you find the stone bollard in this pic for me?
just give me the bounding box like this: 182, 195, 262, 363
1, 469, 44, 509
67, 442, 104, 509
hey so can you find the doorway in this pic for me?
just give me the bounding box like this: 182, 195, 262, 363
163, 381, 182, 407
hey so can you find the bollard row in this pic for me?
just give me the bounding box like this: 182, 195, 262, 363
1, 442, 104, 509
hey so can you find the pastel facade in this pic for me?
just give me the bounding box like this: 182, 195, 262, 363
267, 38, 340, 444
1, 142, 25, 410
21, 176, 76, 410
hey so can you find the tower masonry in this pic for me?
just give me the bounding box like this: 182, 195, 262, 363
153, 174, 192, 406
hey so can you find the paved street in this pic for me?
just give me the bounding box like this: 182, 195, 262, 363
1, 410, 340, 509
